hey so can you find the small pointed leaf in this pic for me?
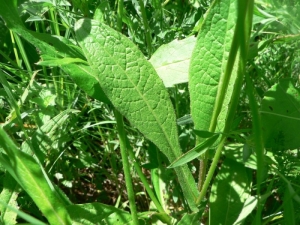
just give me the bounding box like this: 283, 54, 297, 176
168, 134, 219, 168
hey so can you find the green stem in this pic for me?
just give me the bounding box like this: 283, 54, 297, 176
12, 32, 32, 74
197, 0, 254, 203
114, 109, 139, 225
242, 1, 264, 223
117, 0, 124, 31
246, 55, 264, 225
126, 138, 172, 225
9, 30, 21, 68
197, 157, 207, 190
49, 6, 60, 36
137, 0, 152, 56
197, 0, 243, 192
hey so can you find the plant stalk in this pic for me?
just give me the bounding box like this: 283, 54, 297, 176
126, 138, 172, 225
197, 0, 254, 202
137, 0, 152, 56
114, 109, 139, 225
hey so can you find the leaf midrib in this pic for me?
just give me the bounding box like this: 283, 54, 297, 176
86, 27, 180, 160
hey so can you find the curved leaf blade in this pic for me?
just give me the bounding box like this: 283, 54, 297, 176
0, 128, 72, 225
168, 134, 220, 168
74, 18, 199, 210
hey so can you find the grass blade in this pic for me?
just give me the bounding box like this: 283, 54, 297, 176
0, 128, 72, 225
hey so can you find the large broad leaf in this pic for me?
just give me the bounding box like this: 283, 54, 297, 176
261, 79, 300, 150
0, 0, 110, 104
209, 158, 251, 225
0, 128, 72, 225
189, 0, 238, 134
74, 18, 199, 210
149, 36, 197, 87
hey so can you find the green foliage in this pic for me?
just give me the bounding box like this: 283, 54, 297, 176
189, 0, 238, 134
149, 36, 196, 87
0, 0, 300, 224
74, 18, 198, 210
209, 158, 251, 225
261, 79, 300, 150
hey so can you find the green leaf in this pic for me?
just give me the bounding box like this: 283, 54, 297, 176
74, 18, 199, 211
168, 134, 219, 168
23, 109, 79, 162
189, 0, 238, 134
194, 130, 216, 138
233, 196, 257, 225
0, 174, 19, 225
0, 1, 110, 104
210, 158, 251, 225
177, 212, 202, 225
261, 79, 300, 150
149, 36, 197, 87
177, 114, 193, 125
67, 203, 146, 225
0, 128, 72, 225
37, 57, 88, 66
284, 188, 295, 225
0, 199, 47, 225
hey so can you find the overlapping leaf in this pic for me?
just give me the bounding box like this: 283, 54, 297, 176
210, 158, 251, 225
149, 36, 197, 87
189, 0, 238, 133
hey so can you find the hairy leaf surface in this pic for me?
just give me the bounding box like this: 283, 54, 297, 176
189, 0, 238, 133
75, 18, 199, 210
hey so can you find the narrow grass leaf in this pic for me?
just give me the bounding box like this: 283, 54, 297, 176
37, 57, 88, 66
177, 114, 193, 125
74, 18, 199, 210
210, 158, 251, 225
0, 0, 110, 104
168, 134, 219, 168
149, 36, 197, 87
0, 128, 72, 225
23, 109, 79, 162
194, 130, 217, 138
